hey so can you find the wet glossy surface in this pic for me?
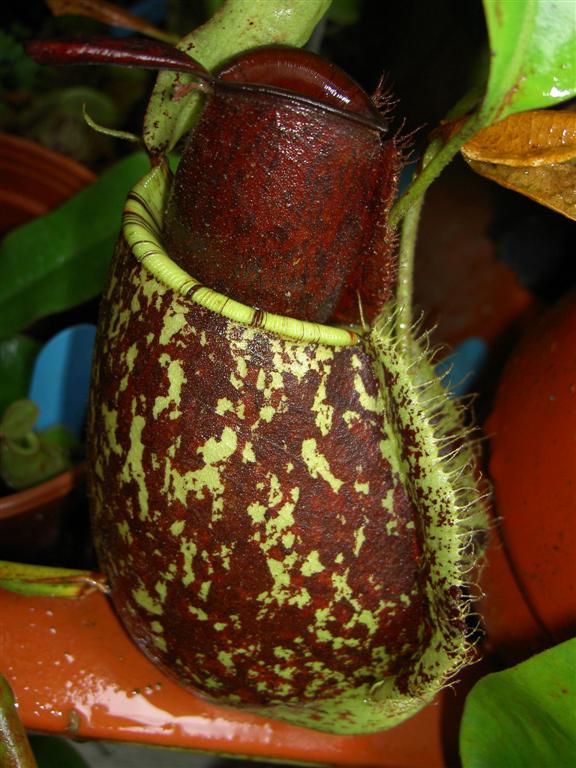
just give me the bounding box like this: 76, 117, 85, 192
0, 587, 449, 766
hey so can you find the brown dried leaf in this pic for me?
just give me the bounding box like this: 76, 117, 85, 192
46, 0, 177, 44
462, 110, 576, 167
461, 110, 576, 220
465, 157, 576, 220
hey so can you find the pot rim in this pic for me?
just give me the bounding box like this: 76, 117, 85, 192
0, 463, 85, 521
0, 132, 95, 189
122, 163, 360, 348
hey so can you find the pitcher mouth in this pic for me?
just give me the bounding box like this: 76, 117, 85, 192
122, 163, 359, 348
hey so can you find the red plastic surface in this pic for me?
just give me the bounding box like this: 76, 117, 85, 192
0, 586, 453, 766
481, 291, 576, 660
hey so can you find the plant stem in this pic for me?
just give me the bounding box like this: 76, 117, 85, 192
393, 135, 445, 350
395, 183, 425, 353
0, 676, 38, 768
391, 112, 485, 351
389, 113, 481, 232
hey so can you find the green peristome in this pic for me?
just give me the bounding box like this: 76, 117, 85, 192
143, 0, 332, 155
124, 165, 358, 348
482, 0, 576, 122
0, 399, 38, 440
107, 166, 488, 734
0, 400, 77, 490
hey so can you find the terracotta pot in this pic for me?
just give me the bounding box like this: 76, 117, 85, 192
0, 465, 85, 560
480, 290, 576, 661
0, 134, 94, 559
0, 465, 86, 560
0, 132, 95, 236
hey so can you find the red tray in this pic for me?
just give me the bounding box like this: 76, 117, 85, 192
1, 585, 450, 767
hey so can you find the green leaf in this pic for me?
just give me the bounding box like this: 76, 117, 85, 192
460, 638, 576, 768
390, 0, 576, 230
0, 399, 38, 440
0, 151, 150, 337
482, 0, 576, 122
0, 335, 40, 415
0, 560, 105, 598
144, 0, 332, 155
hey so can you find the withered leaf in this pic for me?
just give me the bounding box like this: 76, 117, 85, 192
462, 110, 576, 166
466, 157, 576, 220
46, 0, 177, 44
461, 110, 576, 220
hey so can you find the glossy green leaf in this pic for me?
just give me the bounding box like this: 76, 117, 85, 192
0, 151, 150, 337
482, 0, 576, 122
144, 0, 331, 155
460, 638, 576, 768
0, 560, 106, 598
391, 1, 576, 228
0, 335, 40, 415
